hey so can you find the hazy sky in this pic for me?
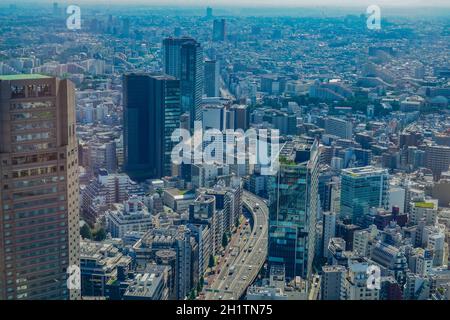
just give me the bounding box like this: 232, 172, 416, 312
15, 0, 450, 7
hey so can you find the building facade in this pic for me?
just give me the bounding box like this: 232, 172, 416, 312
0, 75, 79, 299
163, 37, 203, 130
340, 166, 389, 226
123, 73, 181, 181
268, 140, 320, 280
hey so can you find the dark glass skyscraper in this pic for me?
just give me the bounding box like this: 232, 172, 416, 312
123, 73, 181, 181
163, 37, 203, 130
267, 139, 320, 280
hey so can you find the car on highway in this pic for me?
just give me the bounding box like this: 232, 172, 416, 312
228, 266, 235, 275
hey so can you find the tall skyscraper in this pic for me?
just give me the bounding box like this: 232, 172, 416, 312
163, 37, 186, 79
204, 59, 220, 97
213, 19, 226, 42
0, 75, 80, 300
206, 7, 213, 19
340, 166, 389, 226
268, 139, 320, 280
163, 37, 203, 130
123, 73, 181, 181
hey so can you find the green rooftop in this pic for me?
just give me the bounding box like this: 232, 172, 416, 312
414, 202, 435, 209
279, 155, 296, 166
0, 74, 51, 81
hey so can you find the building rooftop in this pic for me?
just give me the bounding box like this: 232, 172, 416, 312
342, 166, 388, 177
413, 201, 436, 209
124, 264, 168, 299
0, 74, 51, 80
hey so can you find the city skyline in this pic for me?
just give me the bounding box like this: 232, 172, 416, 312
0, 0, 449, 305
7, 0, 450, 7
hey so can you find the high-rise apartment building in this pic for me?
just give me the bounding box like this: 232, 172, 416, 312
340, 166, 389, 226
189, 194, 221, 256
324, 117, 353, 140
162, 37, 203, 130
123, 73, 181, 181
0, 75, 79, 300
425, 144, 450, 180
321, 265, 346, 300
268, 139, 320, 280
